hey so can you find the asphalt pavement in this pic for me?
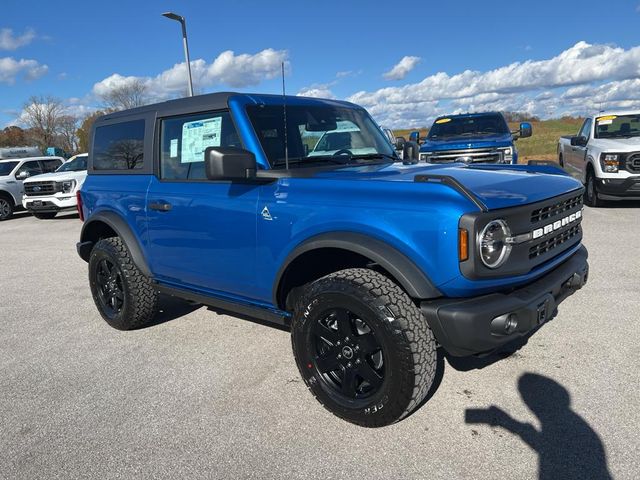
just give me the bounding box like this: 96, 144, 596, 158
0, 205, 638, 479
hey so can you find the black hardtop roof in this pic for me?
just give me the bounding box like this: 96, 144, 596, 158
95, 92, 358, 125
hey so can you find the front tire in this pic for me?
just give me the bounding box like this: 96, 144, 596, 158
33, 212, 57, 219
291, 268, 437, 427
584, 169, 602, 207
89, 237, 159, 330
0, 195, 14, 221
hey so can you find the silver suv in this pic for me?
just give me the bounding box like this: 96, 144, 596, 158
0, 156, 64, 220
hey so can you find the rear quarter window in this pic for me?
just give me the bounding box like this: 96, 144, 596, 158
93, 120, 145, 170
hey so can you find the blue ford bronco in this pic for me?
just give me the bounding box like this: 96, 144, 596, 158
419, 112, 532, 164
77, 93, 588, 427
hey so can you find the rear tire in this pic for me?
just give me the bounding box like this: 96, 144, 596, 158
89, 237, 159, 330
291, 268, 437, 427
558, 153, 564, 168
584, 169, 602, 207
0, 195, 14, 221
33, 212, 57, 219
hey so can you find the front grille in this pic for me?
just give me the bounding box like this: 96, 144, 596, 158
626, 153, 640, 173
529, 225, 581, 259
426, 148, 504, 164
531, 193, 583, 223
24, 181, 58, 197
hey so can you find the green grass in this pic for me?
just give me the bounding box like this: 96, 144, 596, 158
394, 118, 584, 163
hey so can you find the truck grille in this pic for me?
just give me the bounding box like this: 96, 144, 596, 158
24, 181, 58, 196
529, 225, 581, 259
625, 153, 640, 173
424, 148, 504, 164
530, 193, 583, 223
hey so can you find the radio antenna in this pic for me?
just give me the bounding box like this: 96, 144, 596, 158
282, 62, 289, 170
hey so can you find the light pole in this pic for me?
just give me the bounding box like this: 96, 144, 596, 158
162, 11, 194, 97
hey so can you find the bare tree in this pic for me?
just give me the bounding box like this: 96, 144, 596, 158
22, 95, 66, 149
99, 79, 149, 111
57, 115, 80, 154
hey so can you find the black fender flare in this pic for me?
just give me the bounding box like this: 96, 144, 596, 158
273, 232, 441, 305
78, 210, 152, 278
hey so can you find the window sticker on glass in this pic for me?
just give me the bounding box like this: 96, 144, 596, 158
181, 117, 222, 163
596, 115, 616, 125
170, 138, 178, 158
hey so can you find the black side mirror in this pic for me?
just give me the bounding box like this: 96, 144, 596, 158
519, 122, 532, 139
409, 131, 421, 144
402, 141, 420, 164
205, 147, 257, 180
570, 136, 587, 147
395, 136, 406, 150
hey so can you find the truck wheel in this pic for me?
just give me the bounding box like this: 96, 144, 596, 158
0, 195, 14, 221
33, 212, 57, 219
291, 268, 437, 427
89, 237, 159, 330
558, 153, 564, 168
584, 170, 602, 207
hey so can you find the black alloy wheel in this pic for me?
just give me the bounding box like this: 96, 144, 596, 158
95, 258, 125, 319
310, 307, 385, 400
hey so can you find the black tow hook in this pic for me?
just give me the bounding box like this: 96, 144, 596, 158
564, 272, 585, 290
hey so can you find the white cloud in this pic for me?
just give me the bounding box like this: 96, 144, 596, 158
348, 42, 640, 126
92, 48, 288, 101
383, 56, 421, 80
297, 84, 336, 99
0, 57, 48, 84
0, 28, 36, 50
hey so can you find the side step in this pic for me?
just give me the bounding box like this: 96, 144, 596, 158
155, 283, 291, 328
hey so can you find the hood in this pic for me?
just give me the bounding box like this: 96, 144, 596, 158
23, 170, 87, 183
313, 163, 582, 211
420, 133, 513, 152
591, 136, 640, 151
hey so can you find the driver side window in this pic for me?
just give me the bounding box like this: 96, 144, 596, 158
16, 160, 43, 179
579, 119, 592, 140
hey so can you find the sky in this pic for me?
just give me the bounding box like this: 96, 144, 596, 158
3, 0, 640, 128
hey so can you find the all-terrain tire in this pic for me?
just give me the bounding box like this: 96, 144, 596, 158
291, 268, 437, 427
33, 212, 57, 219
584, 169, 602, 207
0, 194, 14, 221
89, 237, 159, 330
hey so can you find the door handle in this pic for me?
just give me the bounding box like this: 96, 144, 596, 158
148, 201, 172, 212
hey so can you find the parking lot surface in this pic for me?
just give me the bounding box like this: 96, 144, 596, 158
1, 207, 639, 479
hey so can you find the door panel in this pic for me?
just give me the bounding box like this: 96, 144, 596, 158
146, 179, 259, 296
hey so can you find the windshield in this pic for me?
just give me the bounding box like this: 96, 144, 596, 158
56, 155, 88, 172
428, 114, 510, 139
0, 161, 19, 176
595, 114, 640, 139
246, 105, 397, 169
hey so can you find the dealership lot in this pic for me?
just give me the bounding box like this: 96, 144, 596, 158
0, 207, 638, 479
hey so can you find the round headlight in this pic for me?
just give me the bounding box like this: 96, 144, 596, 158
479, 219, 512, 269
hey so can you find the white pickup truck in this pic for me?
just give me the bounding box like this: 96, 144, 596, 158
22, 153, 88, 219
558, 111, 640, 207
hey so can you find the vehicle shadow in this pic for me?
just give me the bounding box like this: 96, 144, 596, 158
142, 294, 203, 328
445, 333, 533, 372
465, 373, 612, 479
52, 212, 80, 220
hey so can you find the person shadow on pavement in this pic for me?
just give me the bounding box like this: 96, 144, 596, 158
466, 373, 612, 480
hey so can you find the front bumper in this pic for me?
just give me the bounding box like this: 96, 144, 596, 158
23, 195, 77, 212
421, 245, 589, 356
597, 177, 640, 200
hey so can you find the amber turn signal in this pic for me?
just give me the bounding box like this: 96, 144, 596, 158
459, 228, 469, 262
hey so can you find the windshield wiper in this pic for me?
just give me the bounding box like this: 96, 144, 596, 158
272, 155, 352, 168
348, 153, 399, 162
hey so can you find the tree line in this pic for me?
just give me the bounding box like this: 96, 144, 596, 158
1, 79, 149, 155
